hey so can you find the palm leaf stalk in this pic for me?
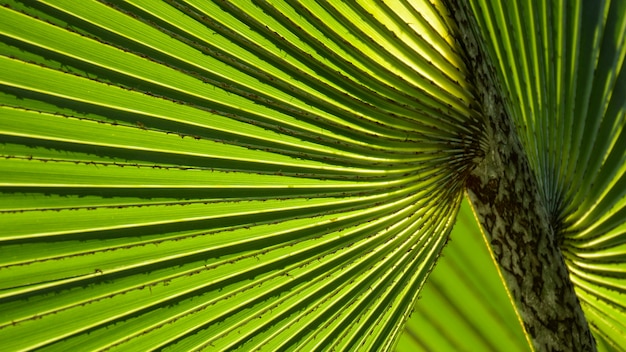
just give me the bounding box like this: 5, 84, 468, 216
0, 0, 624, 351
457, 0, 626, 350
444, 0, 595, 350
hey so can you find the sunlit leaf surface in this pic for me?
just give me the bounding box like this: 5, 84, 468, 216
0, 0, 624, 351
397, 199, 530, 352
0, 1, 477, 350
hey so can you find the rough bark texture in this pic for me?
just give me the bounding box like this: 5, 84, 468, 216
442, 1, 596, 351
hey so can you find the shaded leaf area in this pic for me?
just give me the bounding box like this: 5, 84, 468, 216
0, 1, 480, 350
469, 0, 626, 348
397, 199, 530, 352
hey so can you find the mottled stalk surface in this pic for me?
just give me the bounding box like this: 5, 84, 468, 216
442, 0, 596, 350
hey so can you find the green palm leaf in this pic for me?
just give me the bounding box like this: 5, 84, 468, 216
0, 1, 471, 350
0, 0, 624, 351
397, 199, 531, 352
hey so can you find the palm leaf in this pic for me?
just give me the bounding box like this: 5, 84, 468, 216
397, 199, 531, 352
0, 1, 472, 350
0, 0, 624, 351
404, 0, 625, 350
